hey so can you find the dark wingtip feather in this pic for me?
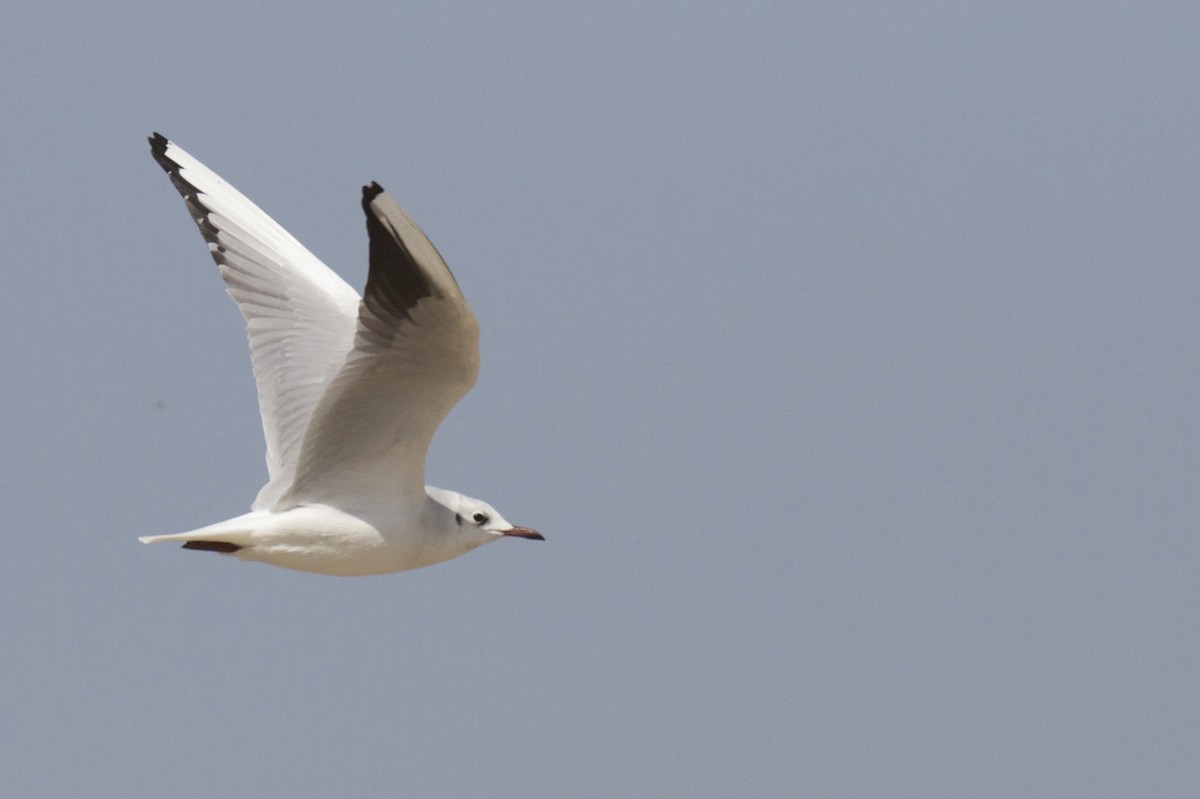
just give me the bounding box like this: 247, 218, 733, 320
358, 183, 442, 325
148, 132, 179, 176
362, 181, 386, 212
145, 135, 225, 249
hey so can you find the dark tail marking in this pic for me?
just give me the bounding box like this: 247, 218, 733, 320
181, 541, 243, 554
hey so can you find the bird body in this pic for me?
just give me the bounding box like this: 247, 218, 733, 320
139, 134, 541, 576
148, 500, 487, 577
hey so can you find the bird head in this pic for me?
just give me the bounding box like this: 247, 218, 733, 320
425, 486, 544, 541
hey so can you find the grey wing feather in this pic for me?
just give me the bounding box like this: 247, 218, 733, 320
279, 185, 480, 509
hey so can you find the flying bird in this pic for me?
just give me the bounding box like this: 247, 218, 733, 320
139, 134, 542, 576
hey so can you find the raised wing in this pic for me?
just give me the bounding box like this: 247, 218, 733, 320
279, 184, 479, 510
149, 134, 362, 510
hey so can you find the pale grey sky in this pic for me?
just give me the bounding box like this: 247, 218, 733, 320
3, 2, 1200, 797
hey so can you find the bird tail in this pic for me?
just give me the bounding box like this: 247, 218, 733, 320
139, 512, 262, 553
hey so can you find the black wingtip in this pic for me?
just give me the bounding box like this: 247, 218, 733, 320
148, 132, 178, 176
362, 181, 386, 212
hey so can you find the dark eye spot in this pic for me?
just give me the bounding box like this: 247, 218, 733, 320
455, 513, 463, 526
472, 512, 489, 524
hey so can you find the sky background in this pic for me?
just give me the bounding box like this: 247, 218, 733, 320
2, 2, 1199, 796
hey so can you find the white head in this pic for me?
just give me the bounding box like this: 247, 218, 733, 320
425, 486, 543, 542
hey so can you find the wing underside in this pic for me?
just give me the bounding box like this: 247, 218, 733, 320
280, 186, 480, 509
149, 134, 361, 509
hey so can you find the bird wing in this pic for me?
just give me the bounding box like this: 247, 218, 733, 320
149, 134, 362, 510
278, 184, 480, 510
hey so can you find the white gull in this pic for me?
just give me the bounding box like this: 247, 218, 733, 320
139, 134, 542, 576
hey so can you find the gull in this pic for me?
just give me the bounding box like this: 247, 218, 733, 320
139, 134, 542, 576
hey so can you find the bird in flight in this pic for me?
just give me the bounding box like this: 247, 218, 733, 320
140, 134, 542, 576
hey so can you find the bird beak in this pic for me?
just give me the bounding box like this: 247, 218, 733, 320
503, 526, 545, 541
